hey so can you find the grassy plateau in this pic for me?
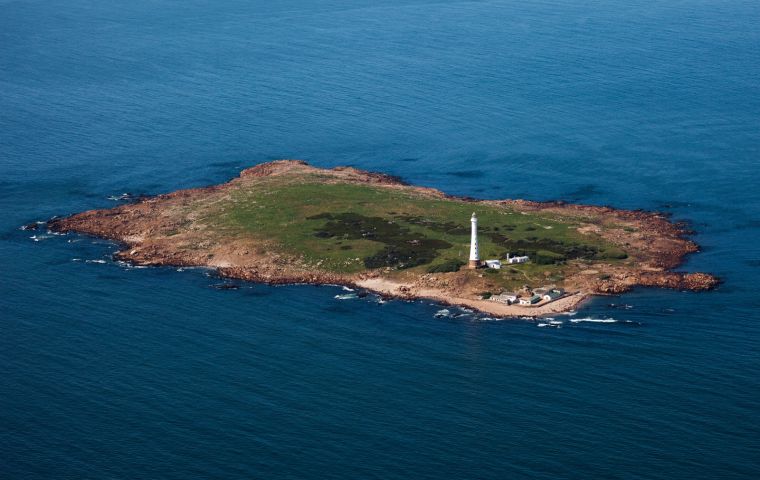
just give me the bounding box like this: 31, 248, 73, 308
194, 170, 628, 291
51, 161, 716, 307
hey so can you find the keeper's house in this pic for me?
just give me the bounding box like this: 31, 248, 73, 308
490, 292, 518, 304
542, 288, 565, 302
505, 253, 529, 264
485, 259, 502, 269
519, 294, 542, 305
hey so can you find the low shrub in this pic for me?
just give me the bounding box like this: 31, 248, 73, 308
596, 248, 628, 260
534, 249, 566, 265
427, 259, 465, 273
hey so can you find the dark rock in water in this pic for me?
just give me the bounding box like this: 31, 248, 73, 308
211, 283, 239, 290
356, 290, 369, 298
107, 192, 150, 203
21, 222, 39, 231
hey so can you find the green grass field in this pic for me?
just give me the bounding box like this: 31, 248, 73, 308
205, 174, 624, 284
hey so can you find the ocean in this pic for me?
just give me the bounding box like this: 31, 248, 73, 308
1, 0, 759, 478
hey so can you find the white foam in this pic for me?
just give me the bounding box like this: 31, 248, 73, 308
536, 318, 563, 327
342, 286, 355, 292
116, 261, 147, 269
85, 259, 107, 264
569, 317, 618, 323
107, 193, 132, 201
334, 293, 357, 300
537, 322, 561, 328
434, 309, 451, 318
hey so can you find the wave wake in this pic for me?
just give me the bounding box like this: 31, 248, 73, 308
569, 317, 640, 325
334, 293, 357, 300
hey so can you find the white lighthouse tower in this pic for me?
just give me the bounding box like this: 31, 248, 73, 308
468, 212, 480, 269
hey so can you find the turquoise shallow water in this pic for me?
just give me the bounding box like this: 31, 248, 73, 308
1, 0, 760, 478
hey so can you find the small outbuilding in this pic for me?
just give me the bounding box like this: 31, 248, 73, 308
518, 295, 542, 306
541, 288, 565, 301
506, 253, 529, 264
491, 292, 518, 304
485, 259, 502, 269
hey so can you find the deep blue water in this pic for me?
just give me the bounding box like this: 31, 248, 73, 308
2, 0, 760, 478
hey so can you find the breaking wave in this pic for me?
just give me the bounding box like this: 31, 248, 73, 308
570, 317, 618, 323
334, 293, 358, 300
29, 234, 52, 242
569, 317, 639, 325
537, 318, 564, 328
115, 260, 147, 269
107, 193, 132, 201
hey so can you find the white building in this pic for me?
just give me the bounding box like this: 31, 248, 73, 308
542, 288, 565, 302
519, 294, 542, 305
485, 259, 501, 269
491, 293, 518, 304
506, 253, 529, 264
468, 212, 479, 269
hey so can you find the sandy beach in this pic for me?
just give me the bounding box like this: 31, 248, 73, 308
355, 278, 590, 318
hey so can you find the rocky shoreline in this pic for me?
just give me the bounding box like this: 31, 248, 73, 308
47, 160, 719, 317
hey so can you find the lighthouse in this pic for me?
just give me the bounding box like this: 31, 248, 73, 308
468, 212, 480, 269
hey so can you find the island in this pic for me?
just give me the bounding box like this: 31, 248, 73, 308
49, 160, 718, 317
